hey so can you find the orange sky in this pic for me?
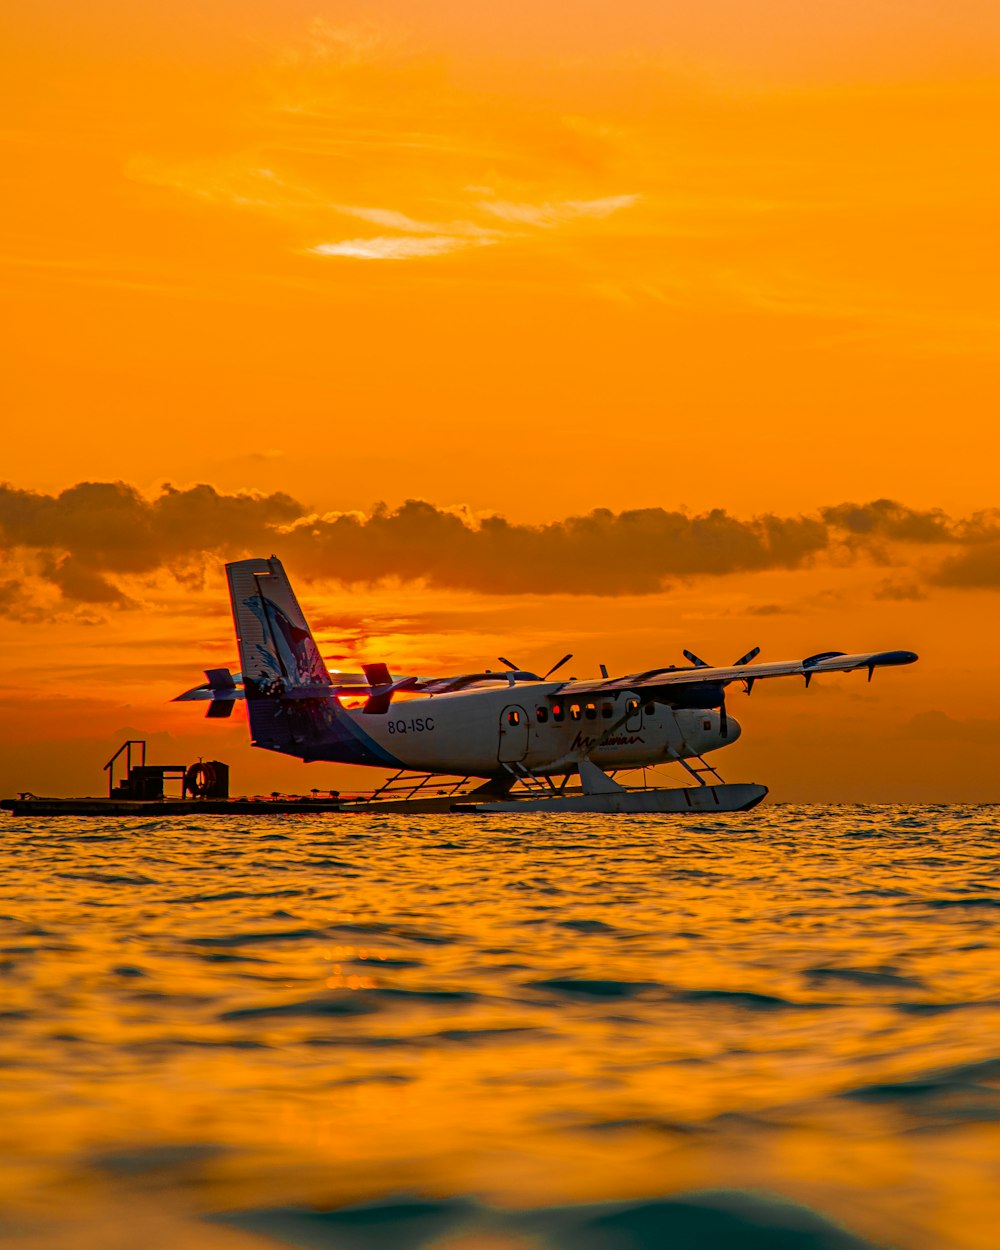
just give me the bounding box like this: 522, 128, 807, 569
2, 1, 1000, 800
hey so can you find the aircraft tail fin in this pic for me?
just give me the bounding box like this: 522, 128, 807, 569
223, 557, 404, 767
226, 556, 331, 694
225, 557, 334, 752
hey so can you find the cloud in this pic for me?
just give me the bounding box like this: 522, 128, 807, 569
873, 579, 927, 601
128, 25, 642, 272
0, 480, 301, 599
931, 544, 1000, 589
272, 501, 831, 595
5, 483, 1000, 614
328, 205, 499, 239
311, 194, 636, 260
899, 710, 1000, 744
39, 554, 134, 607
310, 235, 491, 260
819, 499, 959, 544
475, 194, 639, 227
0, 577, 49, 624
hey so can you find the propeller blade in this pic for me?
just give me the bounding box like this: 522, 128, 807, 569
683, 649, 711, 668
719, 692, 729, 739
498, 656, 520, 671
544, 653, 573, 680
734, 647, 760, 666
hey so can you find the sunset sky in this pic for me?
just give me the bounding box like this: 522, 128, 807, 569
2, 0, 1000, 800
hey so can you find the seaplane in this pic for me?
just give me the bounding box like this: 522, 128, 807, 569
175, 556, 918, 814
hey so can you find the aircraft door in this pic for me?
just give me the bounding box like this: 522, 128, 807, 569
498, 705, 529, 762
625, 696, 643, 733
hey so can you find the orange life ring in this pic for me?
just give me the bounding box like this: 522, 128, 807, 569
185, 761, 217, 798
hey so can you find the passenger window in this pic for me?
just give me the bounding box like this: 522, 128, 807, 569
569, 703, 582, 721
601, 701, 613, 719
552, 703, 565, 723
507, 710, 520, 726
536, 706, 548, 723
585, 702, 597, 720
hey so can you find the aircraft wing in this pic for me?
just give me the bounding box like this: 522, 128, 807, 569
563, 650, 918, 695
172, 668, 529, 713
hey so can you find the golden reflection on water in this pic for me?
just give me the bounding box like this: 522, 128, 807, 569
1, 807, 999, 1249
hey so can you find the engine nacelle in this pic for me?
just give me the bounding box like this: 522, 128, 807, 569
649, 682, 727, 711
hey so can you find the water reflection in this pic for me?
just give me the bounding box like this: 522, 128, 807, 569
0, 806, 998, 1249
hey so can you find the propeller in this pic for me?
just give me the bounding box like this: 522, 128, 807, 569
498, 653, 573, 680
681, 646, 760, 738
683, 646, 760, 670
543, 653, 573, 679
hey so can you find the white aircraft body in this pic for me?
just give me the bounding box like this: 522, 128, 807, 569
175, 557, 918, 802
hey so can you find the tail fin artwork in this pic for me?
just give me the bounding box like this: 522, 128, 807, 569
225, 557, 401, 767
226, 556, 333, 755
227, 557, 331, 695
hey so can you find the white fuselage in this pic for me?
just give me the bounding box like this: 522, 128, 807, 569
340, 681, 738, 776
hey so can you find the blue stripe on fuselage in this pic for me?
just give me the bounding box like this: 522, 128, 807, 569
299, 699, 403, 767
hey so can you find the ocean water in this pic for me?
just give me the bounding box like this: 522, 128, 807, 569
1, 806, 998, 1250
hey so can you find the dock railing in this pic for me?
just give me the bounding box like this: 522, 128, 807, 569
103, 740, 146, 796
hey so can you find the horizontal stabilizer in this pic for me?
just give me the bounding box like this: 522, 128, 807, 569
173, 669, 244, 703
204, 668, 236, 690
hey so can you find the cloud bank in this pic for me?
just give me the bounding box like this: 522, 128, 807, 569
3, 482, 1000, 614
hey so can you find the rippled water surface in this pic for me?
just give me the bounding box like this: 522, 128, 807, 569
1, 807, 999, 1249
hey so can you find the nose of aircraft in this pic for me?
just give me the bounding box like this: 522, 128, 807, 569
695, 709, 742, 749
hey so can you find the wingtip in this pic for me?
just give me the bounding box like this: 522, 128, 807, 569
876, 649, 919, 666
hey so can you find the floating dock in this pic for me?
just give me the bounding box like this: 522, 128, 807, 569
2, 795, 346, 817
1, 739, 767, 818
2, 782, 767, 818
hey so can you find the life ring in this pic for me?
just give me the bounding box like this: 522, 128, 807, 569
185, 761, 216, 798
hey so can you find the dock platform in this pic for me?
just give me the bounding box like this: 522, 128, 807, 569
2, 781, 767, 818
2, 795, 337, 817
2, 739, 767, 818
